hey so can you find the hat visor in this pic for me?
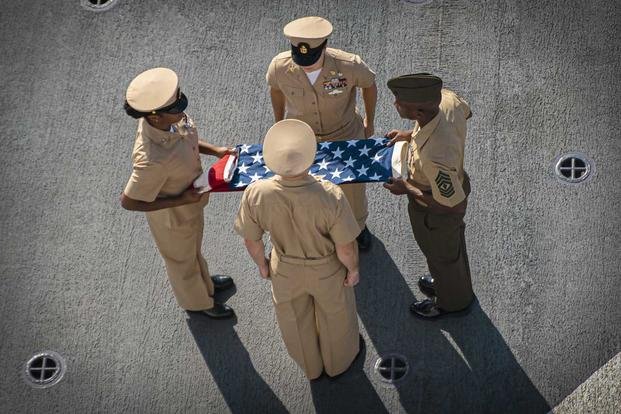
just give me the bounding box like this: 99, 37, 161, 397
159, 92, 188, 114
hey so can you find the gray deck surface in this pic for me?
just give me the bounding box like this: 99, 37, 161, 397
0, 0, 619, 413
554, 352, 620, 414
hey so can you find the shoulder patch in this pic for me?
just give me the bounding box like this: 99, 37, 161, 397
435, 170, 455, 198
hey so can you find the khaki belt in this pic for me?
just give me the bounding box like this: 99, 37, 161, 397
275, 253, 337, 265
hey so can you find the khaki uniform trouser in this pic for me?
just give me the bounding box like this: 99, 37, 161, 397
146, 212, 214, 311
317, 115, 368, 230
269, 252, 360, 379
339, 183, 367, 230
407, 175, 473, 311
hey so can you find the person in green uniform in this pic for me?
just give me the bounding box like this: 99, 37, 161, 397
383, 73, 474, 318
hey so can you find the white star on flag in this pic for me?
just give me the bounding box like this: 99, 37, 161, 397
330, 168, 343, 179
342, 176, 355, 182
251, 152, 263, 164
358, 145, 371, 156
263, 165, 271, 173
369, 172, 382, 180
346, 140, 358, 147
238, 163, 250, 174
371, 137, 387, 145
249, 172, 262, 182
240, 144, 252, 154
319, 142, 331, 150
343, 156, 356, 168
372, 153, 383, 164
316, 158, 332, 170
331, 147, 344, 159
235, 180, 246, 187
356, 164, 369, 176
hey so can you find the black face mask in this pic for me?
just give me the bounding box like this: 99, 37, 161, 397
291, 40, 327, 67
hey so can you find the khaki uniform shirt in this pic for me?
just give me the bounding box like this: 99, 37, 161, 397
124, 116, 208, 226
234, 175, 360, 259
266, 48, 375, 140
407, 89, 472, 208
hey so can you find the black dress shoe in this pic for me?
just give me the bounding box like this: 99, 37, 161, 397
211, 275, 234, 292
418, 275, 436, 297
201, 302, 234, 319
410, 299, 472, 319
356, 227, 373, 252
410, 299, 445, 318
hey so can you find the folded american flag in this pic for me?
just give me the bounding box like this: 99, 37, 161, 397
194, 137, 408, 193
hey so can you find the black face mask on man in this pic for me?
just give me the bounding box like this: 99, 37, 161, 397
291, 40, 327, 67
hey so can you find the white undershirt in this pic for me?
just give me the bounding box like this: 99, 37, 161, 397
305, 69, 322, 85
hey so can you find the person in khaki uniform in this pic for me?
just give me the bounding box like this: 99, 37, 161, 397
266, 16, 377, 251
235, 119, 362, 379
120, 67, 234, 319
383, 73, 474, 318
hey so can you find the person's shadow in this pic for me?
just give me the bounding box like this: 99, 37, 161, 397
354, 237, 551, 414
186, 286, 288, 414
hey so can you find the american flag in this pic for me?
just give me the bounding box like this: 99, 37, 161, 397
194, 137, 407, 192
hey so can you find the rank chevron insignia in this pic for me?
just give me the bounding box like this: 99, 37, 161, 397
435, 171, 455, 198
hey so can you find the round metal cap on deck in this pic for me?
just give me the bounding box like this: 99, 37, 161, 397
374, 354, 409, 383
22, 351, 66, 389
81, 0, 120, 13
553, 152, 594, 184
